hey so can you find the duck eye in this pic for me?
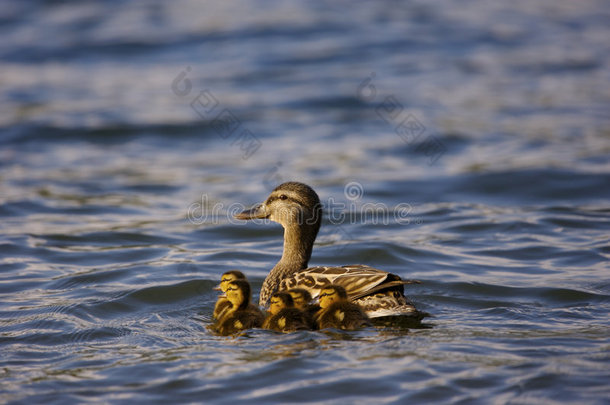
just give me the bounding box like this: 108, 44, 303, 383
279, 194, 288, 200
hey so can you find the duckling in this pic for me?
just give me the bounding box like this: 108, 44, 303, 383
213, 270, 246, 321
287, 288, 319, 330
213, 279, 264, 336
316, 284, 371, 331
263, 292, 309, 332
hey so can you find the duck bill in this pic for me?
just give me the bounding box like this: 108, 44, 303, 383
234, 203, 269, 220
213, 284, 222, 291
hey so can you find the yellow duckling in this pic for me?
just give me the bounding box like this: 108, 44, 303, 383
287, 288, 319, 330
213, 270, 246, 321
213, 279, 264, 336
316, 284, 371, 331
263, 292, 309, 332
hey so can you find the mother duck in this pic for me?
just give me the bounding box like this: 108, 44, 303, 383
235, 181, 426, 321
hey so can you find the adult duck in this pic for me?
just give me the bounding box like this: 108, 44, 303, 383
234, 181, 426, 321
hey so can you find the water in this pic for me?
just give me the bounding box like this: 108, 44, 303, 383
1, 0, 610, 403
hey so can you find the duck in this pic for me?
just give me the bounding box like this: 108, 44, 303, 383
315, 284, 371, 330
234, 181, 426, 321
287, 288, 319, 330
263, 292, 309, 332
213, 270, 247, 321
212, 279, 265, 336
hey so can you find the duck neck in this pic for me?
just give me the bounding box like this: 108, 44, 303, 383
231, 297, 248, 312
259, 209, 321, 307
275, 222, 316, 275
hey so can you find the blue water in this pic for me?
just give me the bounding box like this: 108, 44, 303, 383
1, 0, 610, 403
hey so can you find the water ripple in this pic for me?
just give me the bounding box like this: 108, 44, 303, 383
1, 0, 610, 403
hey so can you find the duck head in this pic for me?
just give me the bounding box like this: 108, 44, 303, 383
225, 280, 252, 311
235, 182, 322, 229
287, 288, 313, 310
215, 270, 246, 291
318, 284, 348, 309
269, 292, 294, 315
234, 182, 323, 275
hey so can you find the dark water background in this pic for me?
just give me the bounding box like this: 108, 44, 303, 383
1, 0, 610, 403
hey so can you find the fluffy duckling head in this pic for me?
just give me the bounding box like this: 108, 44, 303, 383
269, 292, 295, 315
287, 288, 313, 310
318, 284, 348, 309
215, 270, 246, 292
225, 280, 251, 310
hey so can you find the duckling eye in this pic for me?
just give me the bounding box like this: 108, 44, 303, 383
279, 194, 288, 200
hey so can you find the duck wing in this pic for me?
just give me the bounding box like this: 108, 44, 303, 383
276, 264, 426, 319
349, 279, 421, 301
277, 264, 419, 301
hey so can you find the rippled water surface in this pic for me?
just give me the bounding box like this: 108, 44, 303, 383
1, 0, 610, 403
